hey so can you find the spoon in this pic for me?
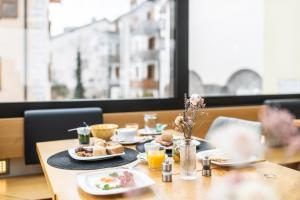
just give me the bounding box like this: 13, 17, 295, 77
83, 122, 89, 127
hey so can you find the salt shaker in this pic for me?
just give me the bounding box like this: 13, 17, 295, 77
202, 156, 211, 177
162, 159, 172, 182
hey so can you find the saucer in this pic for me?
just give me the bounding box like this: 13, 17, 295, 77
138, 128, 161, 136
112, 137, 141, 145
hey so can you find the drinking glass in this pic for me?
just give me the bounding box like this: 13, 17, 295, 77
147, 150, 166, 170
144, 113, 157, 132
144, 142, 160, 153
180, 139, 197, 180
144, 143, 165, 170
77, 127, 90, 146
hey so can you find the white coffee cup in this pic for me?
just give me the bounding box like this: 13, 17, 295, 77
116, 128, 137, 142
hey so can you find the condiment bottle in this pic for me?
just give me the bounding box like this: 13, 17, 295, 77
202, 156, 211, 177
162, 159, 172, 182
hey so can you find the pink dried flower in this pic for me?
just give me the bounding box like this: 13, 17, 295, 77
190, 94, 205, 108
259, 106, 299, 146
259, 106, 300, 157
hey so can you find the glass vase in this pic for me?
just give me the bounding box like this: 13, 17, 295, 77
180, 139, 197, 180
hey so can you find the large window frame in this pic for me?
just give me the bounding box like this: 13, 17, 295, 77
0, 0, 300, 118
0, 0, 189, 118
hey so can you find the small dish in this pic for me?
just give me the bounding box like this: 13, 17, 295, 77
138, 128, 161, 136
77, 169, 155, 195
68, 147, 125, 161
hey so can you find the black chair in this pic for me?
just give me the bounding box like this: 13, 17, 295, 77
264, 98, 300, 118
24, 107, 103, 164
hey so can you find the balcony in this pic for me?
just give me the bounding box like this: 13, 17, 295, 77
109, 55, 120, 63
130, 79, 159, 90
131, 50, 159, 62
130, 20, 159, 35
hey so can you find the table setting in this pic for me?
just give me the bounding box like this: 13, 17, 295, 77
37, 94, 300, 200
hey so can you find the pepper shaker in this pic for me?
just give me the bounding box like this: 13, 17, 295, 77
162, 159, 172, 182
202, 156, 211, 177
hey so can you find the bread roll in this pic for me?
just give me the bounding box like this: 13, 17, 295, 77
161, 131, 173, 142
94, 138, 106, 147
93, 146, 107, 156
106, 145, 124, 155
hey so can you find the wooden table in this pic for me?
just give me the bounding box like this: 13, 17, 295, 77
37, 139, 300, 200
294, 119, 300, 127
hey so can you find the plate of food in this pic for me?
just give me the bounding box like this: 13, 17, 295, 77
68, 139, 125, 161
77, 169, 155, 195
152, 131, 201, 150
197, 149, 263, 167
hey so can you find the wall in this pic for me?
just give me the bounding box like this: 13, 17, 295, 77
0, 0, 25, 101
263, 0, 300, 94
189, 0, 264, 86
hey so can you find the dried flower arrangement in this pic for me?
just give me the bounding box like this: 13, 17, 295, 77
174, 93, 207, 140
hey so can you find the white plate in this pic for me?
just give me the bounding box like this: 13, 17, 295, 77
68, 147, 125, 161
197, 149, 262, 167
151, 139, 201, 150
138, 129, 161, 135
77, 169, 155, 195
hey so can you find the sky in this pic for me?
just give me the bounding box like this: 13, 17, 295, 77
49, 0, 131, 36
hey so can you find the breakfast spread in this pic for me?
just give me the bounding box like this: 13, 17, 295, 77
95, 171, 135, 190
75, 138, 124, 157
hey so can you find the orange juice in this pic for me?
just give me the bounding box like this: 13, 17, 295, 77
147, 150, 165, 170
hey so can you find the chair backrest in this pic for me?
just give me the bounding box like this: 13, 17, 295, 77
205, 116, 261, 140
264, 98, 300, 118
24, 107, 103, 164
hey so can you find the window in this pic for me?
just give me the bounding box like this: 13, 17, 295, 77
147, 64, 155, 79
3, 0, 300, 117
147, 9, 155, 21
115, 66, 120, 79
189, 0, 300, 97
0, 0, 187, 117
148, 37, 155, 50
0, 0, 176, 102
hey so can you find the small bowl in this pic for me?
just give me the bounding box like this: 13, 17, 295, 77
90, 124, 118, 141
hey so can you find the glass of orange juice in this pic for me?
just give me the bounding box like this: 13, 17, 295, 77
144, 143, 165, 170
